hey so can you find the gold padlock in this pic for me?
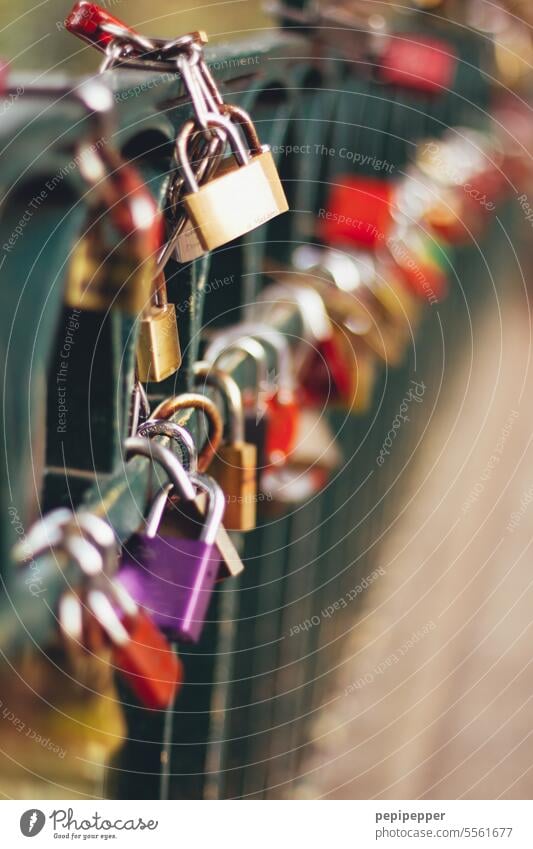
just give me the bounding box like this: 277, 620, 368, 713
65, 223, 156, 315
178, 109, 288, 252
136, 270, 182, 382
65, 144, 160, 315
193, 361, 257, 531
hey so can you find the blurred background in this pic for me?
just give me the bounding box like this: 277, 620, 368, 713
0, 0, 272, 72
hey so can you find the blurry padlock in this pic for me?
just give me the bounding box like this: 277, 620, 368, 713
193, 361, 257, 531
294, 246, 416, 366
88, 582, 184, 709
261, 407, 343, 508
118, 473, 225, 643
254, 273, 354, 403
386, 223, 448, 304
65, 141, 161, 315
377, 33, 457, 93
178, 109, 288, 252
15, 506, 182, 711
136, 269, 182, 382
319, 176, 395, 250
206, 323, 300, 466
170, 132, 226, 263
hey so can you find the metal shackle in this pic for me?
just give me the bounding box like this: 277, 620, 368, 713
177, 114, 250, 195
222, 103, 264, 155
193, 361, 245, 444
206, 334, 268, 410
256, 279, 333, 344
124, 436, 196, 502
188, 472, 226, 546
150, 393, 223, 473
137, 418, 198, 474
144, 482, 173, 540
74, 512, 119, 577
207, 322, 295, 396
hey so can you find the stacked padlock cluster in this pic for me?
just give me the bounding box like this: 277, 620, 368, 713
1, 0, 531, 799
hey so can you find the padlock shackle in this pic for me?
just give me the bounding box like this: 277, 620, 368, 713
177, 114, 249, 195
144, 481, 173, 539
150, 394, 223, 473
222, 103, 263, 155
207, 335, 268, 411
193, 361, 245, 444
125, 436, 197, 502
129, 381, 151, 438
137, 418, 198, 473
256, 279, 333, 344
189, 472, 226, 545
150, 269, 169, 309
206, 322, 295, 397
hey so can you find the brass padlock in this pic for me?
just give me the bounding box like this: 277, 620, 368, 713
178, 109, 288, 252
65, 144, 160, 315
136, 270, 182, 382
193, 361, 257, 531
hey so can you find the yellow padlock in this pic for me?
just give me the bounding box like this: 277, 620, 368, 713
136, 270, 182, 382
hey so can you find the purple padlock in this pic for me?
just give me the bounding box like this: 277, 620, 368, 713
118, 468, 225, 644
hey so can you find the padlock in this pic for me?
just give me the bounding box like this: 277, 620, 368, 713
118, 473, 225, 643
178, 109, 288, 252
170, 133, 226, 263
261, 407, 343, 508
292, 247, 417, 367
193, 361, 257, 531
319, 177, 395, 250
386, 224, 448, 304
206, 323, 299, 466
207, 335, 270, 476
136, 269, 182, 382
151, 392, 223, 472
254, 274, 354, 405
377, 33, 457, 94
135, 417, 244, 577
65, 145, 161, 315
66, 1, 207, 71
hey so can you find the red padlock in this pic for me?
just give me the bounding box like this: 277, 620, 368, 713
88, 585, 183, 710
386, 227, 448, 304
65, 1, 141, 52
378, 34, 457, 94
319, 177, 395, 250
